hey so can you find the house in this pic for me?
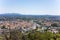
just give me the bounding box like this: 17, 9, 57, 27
48, 28, 58, 33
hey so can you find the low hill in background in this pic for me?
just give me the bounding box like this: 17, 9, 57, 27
0, 13, 60, 21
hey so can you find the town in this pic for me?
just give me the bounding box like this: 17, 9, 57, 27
0, 14, 60, 40
0, 19, 60, 33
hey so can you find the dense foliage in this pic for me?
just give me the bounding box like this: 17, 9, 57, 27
0, 30, 60, 40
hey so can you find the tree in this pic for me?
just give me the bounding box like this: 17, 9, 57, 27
10, 30, 23, 40
28, 31, 53, 40
51, 23, 58, 27
1, 25, 6, 29
2, 25, 9, 40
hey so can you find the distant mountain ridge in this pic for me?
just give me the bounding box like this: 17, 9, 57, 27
0, 13, 22, 16
0, 13, 60, 21
0, 13, 60, 16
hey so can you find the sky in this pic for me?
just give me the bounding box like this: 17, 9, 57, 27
0, 0, 60, 15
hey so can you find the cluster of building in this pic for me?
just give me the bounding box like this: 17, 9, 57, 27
0, 20, 41, 33
0, 20, 60, 34
41, 21, 60, 33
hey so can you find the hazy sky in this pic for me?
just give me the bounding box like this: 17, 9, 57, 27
0, 0, 60, 15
